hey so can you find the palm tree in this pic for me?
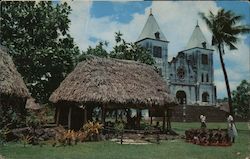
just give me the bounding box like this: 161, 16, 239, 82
199, 9, 250, 116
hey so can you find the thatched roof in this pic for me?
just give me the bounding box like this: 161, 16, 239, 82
0, 47, 29, 98
50, 57, 178, 109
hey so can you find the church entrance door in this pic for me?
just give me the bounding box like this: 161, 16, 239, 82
176, 91, 186, 104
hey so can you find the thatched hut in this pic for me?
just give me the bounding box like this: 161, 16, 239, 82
0, 47, 30, 128
50, 56, 178, 130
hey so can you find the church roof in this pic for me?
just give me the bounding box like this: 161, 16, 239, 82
186, 24, 211, 49
137, 12, 168, 42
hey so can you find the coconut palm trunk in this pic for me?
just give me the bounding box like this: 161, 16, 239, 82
218, 43, 233, 116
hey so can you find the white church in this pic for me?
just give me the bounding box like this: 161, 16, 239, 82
136, 11, 217, 106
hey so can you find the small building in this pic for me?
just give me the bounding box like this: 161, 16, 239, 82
49, 57, 177, 130
0, 47, 30, 128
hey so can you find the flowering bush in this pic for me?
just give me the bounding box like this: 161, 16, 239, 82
82, 121, 103, 141
185, 129, 231, 146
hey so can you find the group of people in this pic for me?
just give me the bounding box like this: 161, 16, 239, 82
199, 114, 237, 143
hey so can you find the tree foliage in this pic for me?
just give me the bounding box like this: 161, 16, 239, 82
78, 31, 155, 66
199, 9, 250, 115
110, 31, 155, 65
0, 1, 80, 103
78, 41, 109, 62
232, 80, 250, 119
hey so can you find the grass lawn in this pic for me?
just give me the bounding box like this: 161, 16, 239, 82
0, 122, 249, 159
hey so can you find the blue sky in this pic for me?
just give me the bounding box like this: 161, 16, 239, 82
67, 1, 250, 99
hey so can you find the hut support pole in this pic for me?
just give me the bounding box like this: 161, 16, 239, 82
84, 107, 87, 124
166, 109, 171, 131
68, 107, 72, 129
136, 109, 141, 129
56, 107, 61, 126
162, 109, 166, 131
115, 110, 118, 122
101, 105, 106, 124
150, 117, 152, 125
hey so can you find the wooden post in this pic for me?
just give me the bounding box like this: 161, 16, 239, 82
166, 109, 171, 131
84, 107, 87, 124
136, 109, 141, 129
162, 109, 166, 132
120, 132, 123, 145
101, 105, 106, 124
115, 110, 118, 122
68, 107, 72, 129
56, 107, 61, 126
150, 117, 153, 125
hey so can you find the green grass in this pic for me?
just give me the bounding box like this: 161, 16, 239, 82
0, 122, 249, 159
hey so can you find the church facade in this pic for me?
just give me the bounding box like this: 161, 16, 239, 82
136, 12, 217, 106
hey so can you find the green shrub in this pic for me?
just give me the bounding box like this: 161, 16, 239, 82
0, 127, 10, 145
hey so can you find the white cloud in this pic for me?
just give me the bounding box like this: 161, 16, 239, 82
67, 1, 94, 51
67, 1, 249, 98
150, 1, 219, 59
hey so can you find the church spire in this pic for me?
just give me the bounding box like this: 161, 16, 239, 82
137, 10, 168, 42
150, 8, 153, 16
185, 22, 210, 49
196, 20, 199, 27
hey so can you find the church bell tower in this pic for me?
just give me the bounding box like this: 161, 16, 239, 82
135, 9, 169, 82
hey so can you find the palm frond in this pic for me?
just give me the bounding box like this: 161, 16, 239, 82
199, 12, 213, 33
200, 9, 250, 52
230, 15, 244, 25
233, 25, 250, 34
225, 41, 238, 50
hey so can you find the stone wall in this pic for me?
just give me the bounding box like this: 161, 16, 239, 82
171, 105, 247, 122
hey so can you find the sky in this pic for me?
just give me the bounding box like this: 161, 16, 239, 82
65, 0, 250, 99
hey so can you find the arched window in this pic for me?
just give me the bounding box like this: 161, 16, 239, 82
201, 73, 204, 82
202, 92, 209, 102
176, 91, 186, 104
206, 74, 209, 82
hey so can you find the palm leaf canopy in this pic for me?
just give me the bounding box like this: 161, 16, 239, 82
199, 9, 250, 51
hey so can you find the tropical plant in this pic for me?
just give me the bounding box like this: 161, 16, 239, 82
199, 9, 250, 115
78, 41, 109, 62
64, 130, 77, 145
78, 31, 155, 66
114, 121, 125, 144
0, 1, 80, 103
110, 31, 155, 65
82, 121, 103, 141
20, 134, 33, 147
76, 131, 88, 143
26, 108, 49, 128
0, 127, 10, 145
0, 106, 25, 129
114, 121, 125, 134
53, 126, 79, 146
232, 80, 250, 119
